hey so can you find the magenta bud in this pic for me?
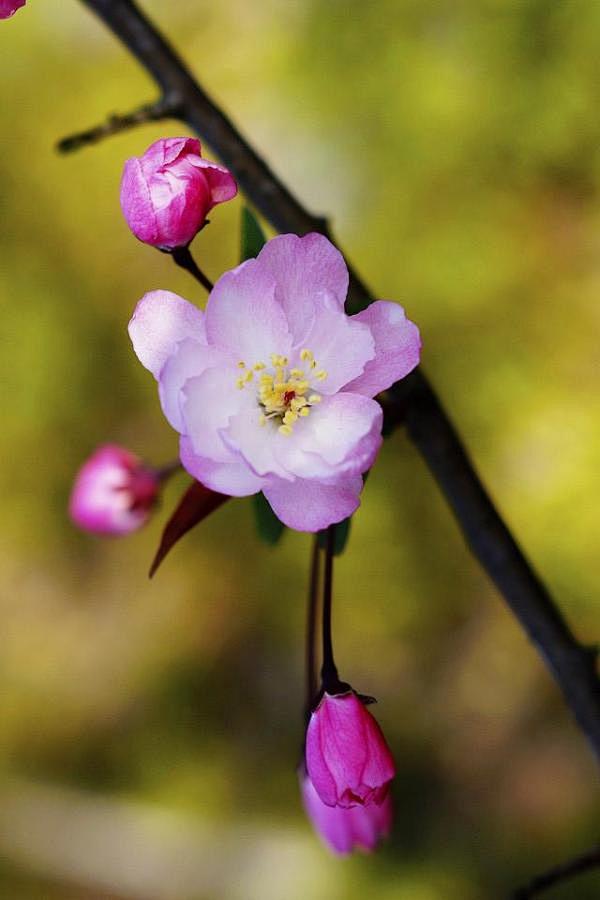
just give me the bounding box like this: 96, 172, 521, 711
120, 137, 237, 250
69, 444, 161, 536
305, 691, 396, 809
0, 0, 25, 18
301, 772, 392, 855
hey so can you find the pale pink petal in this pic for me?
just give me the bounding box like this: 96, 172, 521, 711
274, 393, 382, 478
256, 233, 349, 342
182, 367, 254, 462
180, 436, 265, 496
205, 260, 292, 363
344, 301, 421, 397
295, 306, 374, 394
301, 774, 392, 855
222, 410, 294, 480
129, 291, 206, 378
263, 474, 363, 532
158, 339, 234, 432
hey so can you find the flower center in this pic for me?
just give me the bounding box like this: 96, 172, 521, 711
235, 349, 327, 435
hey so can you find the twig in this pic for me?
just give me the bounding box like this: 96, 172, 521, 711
512, 844, 600, 899
77, 0, 600, 762
305, 536, 321, 718
171, 245, 214, 293
57, 97, 181, 153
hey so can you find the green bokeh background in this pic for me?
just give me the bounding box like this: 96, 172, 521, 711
1, 2, 599, 898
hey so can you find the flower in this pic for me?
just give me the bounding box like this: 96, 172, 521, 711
305, 691, 396, 808
301, 772, 392, 855
69, 444, 160, 536
0, 0, 25, 18
120, 137, 237, 250
129, 233, 421, 531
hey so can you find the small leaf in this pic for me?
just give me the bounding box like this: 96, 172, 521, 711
149, 481, 228, 577
240, 206, 267, 262
318, 518, 352, 556
252, 492, 285, 545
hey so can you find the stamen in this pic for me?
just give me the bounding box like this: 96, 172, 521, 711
300, 349, 313, 362
254, 361, 266, 371
237, 361, 246, 369
315, 370, 328, 381
308, 394, 321, 404
279, 424, 293, 436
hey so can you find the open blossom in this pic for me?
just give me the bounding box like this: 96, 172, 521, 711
301, 772, 392, 855
69, 445, 160, 536
120, 137, 237, 250
129, 233, 420, 531
0, 0, 25, 17
305, 691, 396, 808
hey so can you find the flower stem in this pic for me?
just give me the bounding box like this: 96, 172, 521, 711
321, 525, 340, 693
154, 460, 181, 483
305, 535, 321, 717
171, 245, 214, 293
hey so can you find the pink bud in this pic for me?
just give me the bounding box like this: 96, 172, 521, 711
301, 773, 392, 855
120, 137, 237, 250
305, 691, 396, 808
0, 0, 25, 18
69, 445, 160, 536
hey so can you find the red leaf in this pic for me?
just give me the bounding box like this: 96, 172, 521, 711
149, 480, 228, 577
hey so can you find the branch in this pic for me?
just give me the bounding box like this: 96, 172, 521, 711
78, 0, 600, 762
57, 97, 180, 153
512, 844, 600, 899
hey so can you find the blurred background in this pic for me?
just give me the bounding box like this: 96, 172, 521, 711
1, 1, 599, 898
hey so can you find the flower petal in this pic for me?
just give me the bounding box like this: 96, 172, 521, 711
180, 436, 265, 497
129, 290, 206, 379
256, 233, 349, 342
158, 339, 233, 432
222, 410, 293, 480
297, 306, 374, 394
205, 259, 292, 362
274, 393, 382, 479
191, 157, 238, 204
263, 474, 363, 532
344, 300, 421, 397
182, 366, 254, 462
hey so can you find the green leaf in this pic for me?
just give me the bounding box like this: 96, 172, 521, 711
318, 518, 352, 556
240, 206, 267, 262
252, 492, 286, 545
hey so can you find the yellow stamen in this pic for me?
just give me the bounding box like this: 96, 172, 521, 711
279, 424, 293, 436
299, 407, 310, 417
254, 361, 266, 371
315, 370, 328, 381
237, 361, 246, 369
300, 349, 313, 362
308, 394, 321, 404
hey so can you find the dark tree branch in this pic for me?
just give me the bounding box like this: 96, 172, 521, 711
77, 0, 600, 762
57, 97, 180, 153
512, 844, 600, 899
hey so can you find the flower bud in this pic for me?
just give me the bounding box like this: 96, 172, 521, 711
69, 444, 160, 536
0, 0, 26, 18
120, 137, 237, 250
301, 772, 392, 855
305, 691, 395, 808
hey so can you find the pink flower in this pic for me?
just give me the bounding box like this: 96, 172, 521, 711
69, 445, 160, 536
120, 137, 237, 250
0, 0, 25, 18
301, 772, 392, 855
129, 233, 421, 531
305, 691, 396, 808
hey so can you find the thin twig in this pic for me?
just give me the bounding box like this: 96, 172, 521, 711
171, 245, 214, 293
305, 536, 321, 718
57, 97, 181, 153
78, 0, 600, 763
320, 526, 340, 693
512, 844, 600, 899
